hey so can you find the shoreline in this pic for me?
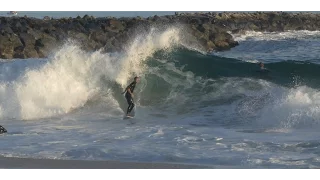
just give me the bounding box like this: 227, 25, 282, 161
2, 12, 320, 59
0, 156, 211, 169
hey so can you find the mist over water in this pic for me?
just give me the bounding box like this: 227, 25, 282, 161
1, 28, 320, 168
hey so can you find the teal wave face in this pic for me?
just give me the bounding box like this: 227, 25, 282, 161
149, 48, 320, 89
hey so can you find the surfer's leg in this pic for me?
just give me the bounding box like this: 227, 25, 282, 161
127, 102, 135, 114
126, 95, 134, 115
125, 94, 131, 115
126, 100, 132, 114
128, 102, 135, 113
126, 105, 131, 115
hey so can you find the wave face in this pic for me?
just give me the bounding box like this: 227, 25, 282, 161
3, 39, 320, 123
217, 30, 320, 63
2, 29, 320, 168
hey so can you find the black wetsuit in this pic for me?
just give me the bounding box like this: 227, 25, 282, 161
124, 82, 136, 115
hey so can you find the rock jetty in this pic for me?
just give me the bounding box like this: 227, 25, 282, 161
1, 12, 320, 59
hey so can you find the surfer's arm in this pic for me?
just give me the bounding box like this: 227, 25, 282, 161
126, 87, 133, 96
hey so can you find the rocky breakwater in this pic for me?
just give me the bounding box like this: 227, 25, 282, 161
1, 12, 320, 59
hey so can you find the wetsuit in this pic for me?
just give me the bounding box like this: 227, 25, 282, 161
124, 82, 136, 115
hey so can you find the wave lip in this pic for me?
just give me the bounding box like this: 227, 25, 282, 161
231, 30, 320, 41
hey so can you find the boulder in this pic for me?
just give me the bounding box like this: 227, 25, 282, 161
19, 33, 36, 46
84, 22, 101, 32
0, 24, 14, 35
106, 19, 125, 33
0, 125, 7, 134
35, 34, 58, 57
89, 30, 108, 44
23, 46, 39, 58
11, 20, 28, 33
0, 34, 23, 59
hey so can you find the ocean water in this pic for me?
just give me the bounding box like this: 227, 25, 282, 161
1, 26, 320, 168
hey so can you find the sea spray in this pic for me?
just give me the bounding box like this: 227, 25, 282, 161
0, 27, 184, 120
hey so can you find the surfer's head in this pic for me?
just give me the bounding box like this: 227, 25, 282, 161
134, 76, 140, 83
259, 62, 264, 68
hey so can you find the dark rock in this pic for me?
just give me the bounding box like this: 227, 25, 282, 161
19, 33, 36, 46
84, 22, 101, 31
23, 46, 39, 58
227, 39, 239, 48
103, 39, 116, 52
69, 31, 88, 42
106, 19, 125, 33
231, 28, 245, 34
0, 24, 14, 35
43, 16, 51, 21
13, 45, 26, 58
89, 30, 107, 44
190, 18, 201, 25
207, 40, 216, 51
2, 12, 320, 59
15, 32, 39, 58
196, 24, 206, 33
215, 41, 231, 51
72, 22, 86, 32
27, 29, 42, 40
35, 34, 58, 58
198, 37, 209, 47
0, 125, 7, 134
11, 20, 28, 33
40, 23, 56, 34
50, 28, 67, 41
0, 34, 23, 59
83, 14, 91, 21
35, 39, 44, 47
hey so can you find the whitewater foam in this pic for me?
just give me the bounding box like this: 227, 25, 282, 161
257, 85, 320, 129
0, 27, 185, 120
231, 30, 320, 42
217, 30, 320, 63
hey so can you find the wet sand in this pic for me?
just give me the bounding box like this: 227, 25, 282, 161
0, 157, 209, 169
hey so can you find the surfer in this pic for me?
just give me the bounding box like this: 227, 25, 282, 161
122, 76, 140, 117
257, 62, 270, 73
259, 62, 265, 70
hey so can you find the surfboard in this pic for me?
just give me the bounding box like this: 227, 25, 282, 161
123, 115, 134, 120
123, 106, 136, 119
123, 115, 136, 125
